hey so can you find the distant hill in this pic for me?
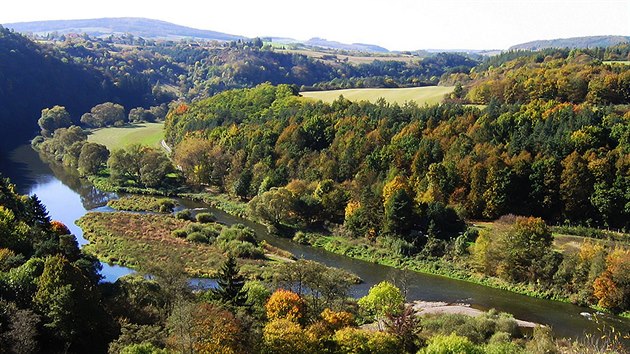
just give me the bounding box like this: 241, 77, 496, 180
2, 17, 246, 42
304, 37, 389, 53
0, 26, 153, 150
510, 35, 630, 50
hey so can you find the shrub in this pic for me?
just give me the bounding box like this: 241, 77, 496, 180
421, 333, 483, 354
220, 240, 264, 259
158, 200, 175, 213
484, 342, 524, 354
525, 326, 558, 354
186, 231, 208, 243
292, 231, 310, 245
186, 223, 204, 233
195, 212, 216, 223
218, 224, 257, 244
171, 229, 187, 238
333, 327, 400, 354
175, 209, 193, 220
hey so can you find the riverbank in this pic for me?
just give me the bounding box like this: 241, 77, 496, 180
191, 192, 630, 321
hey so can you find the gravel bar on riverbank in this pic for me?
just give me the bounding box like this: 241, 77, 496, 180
412, 300, 539, 328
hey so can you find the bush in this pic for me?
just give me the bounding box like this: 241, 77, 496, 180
158, 200, 175, 213
220, 240, 264, 259
171, 229, 187, 238
218, 224, 257, 244
187, 223, 204, 233
421, 333, 483, 354
484, 342, 524, 354
421, 311, 520, 344
186, 231, 208, 243
195, 212, 216, 223
292, 231, 310, 245
200, 225, 221, 243
175, 209, 193, 221
333, 327, 400, 354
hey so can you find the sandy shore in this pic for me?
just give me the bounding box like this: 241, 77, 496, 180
411, 300, 540, 328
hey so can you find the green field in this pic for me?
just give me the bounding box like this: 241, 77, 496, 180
87, 122, 164, 150
301, 86, 454, 105
603, 60, 630, 65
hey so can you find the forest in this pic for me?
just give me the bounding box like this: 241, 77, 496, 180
0, 26, 474, 150
4, 22, 630, 353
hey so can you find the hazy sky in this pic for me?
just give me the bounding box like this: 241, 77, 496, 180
2, 0, 629, 50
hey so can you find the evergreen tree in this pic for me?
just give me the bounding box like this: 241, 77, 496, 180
213, 256, 247, 307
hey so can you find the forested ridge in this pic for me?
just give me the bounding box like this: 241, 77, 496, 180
0, 26, 475, 150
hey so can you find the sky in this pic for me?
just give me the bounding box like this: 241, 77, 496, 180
1, 0, 629, 50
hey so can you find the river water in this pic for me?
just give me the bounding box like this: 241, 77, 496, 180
1, 143, 629, 344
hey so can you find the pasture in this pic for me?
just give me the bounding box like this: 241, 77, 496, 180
87, 122, 165, 150
301, 86, 454, 105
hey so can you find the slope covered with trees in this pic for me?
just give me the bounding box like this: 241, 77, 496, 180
0, 26, 476, 150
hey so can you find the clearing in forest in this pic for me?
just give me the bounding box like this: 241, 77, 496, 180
301, 86, 454, 105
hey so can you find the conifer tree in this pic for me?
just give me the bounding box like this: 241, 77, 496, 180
213, 255, 247, 307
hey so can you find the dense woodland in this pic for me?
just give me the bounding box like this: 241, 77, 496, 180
3, 22, 630, 353
0, 26, 475, 149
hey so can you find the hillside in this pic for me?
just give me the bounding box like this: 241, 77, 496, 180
304, 37, 389, 53
0, 26, 118, 150
510, 35, 630, 50
3, 17, 245, 41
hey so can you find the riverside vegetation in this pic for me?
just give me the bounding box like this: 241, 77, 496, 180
19, 39, 630, 352
1, 178, 626, 353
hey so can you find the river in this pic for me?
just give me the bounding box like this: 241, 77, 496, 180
1, 143, 629, 344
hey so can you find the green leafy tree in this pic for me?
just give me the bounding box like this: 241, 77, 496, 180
38, 105, 72, 137
358, 281, 404, 325
80, 102, 126, 128
383, 188, 415, 237
77, 142, 109, 176
560, 151, 593, 221
33, 254, 111, 353
248, 187, 296, 226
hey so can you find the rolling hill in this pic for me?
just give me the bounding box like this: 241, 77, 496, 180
2, 17, 246, 42
510, 35, 630, 50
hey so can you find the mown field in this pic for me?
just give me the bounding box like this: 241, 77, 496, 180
278, 48, 419, 64
301, 86, 454, 105
87, 122, 164, 150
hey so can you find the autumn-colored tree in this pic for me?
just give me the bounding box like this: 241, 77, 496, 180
262, 318, 310, 354
320, 308, 355, 331
265, 289, 307, 323
50, 220, 70, 236
593, 248, 630, 311
191, 303, 244, 354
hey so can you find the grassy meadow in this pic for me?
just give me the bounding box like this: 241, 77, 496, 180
87, 122, 165, 150
302, 86, 454, 105
77, 212, 285, 278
